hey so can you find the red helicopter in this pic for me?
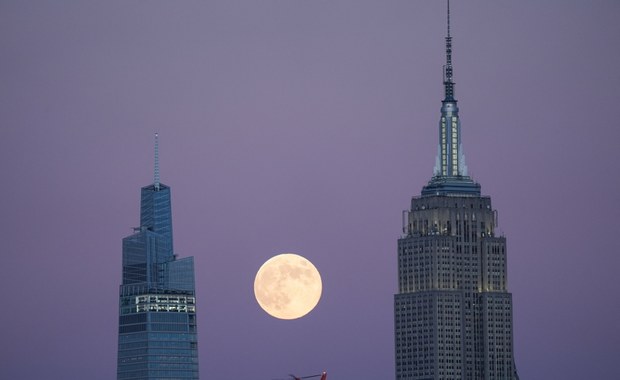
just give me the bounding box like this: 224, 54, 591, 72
288, 372, 327, 380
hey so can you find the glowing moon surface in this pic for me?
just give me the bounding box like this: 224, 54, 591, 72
254, 253, 322, 320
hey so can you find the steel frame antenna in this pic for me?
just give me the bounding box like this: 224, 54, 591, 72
154, 132, 160, 191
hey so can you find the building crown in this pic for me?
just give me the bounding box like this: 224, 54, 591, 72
424, 1, 480, 197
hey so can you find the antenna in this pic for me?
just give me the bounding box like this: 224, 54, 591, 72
154, 132, 160, 191
443, 0, 455, 100
445, 0, 453, 75
447, 0, 451, 38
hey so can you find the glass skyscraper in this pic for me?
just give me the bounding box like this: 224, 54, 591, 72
394, 3, 518, 379
117, 135, 199, 380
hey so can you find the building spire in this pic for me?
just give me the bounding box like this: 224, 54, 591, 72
443, 0, 455, 101
154, 132, 160, 191
433, 0, 466, 179
426, 0, 478, 196
447, 0, 451, 38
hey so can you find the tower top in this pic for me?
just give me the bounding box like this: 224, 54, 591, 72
154, 133, 160, 191
424, 1, 480, 197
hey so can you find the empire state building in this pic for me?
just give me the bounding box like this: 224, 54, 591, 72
394, 3, 518, 379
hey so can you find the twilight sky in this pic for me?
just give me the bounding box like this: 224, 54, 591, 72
1, 1, 619, 379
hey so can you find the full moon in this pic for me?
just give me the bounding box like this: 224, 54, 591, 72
254, 253, 322, 320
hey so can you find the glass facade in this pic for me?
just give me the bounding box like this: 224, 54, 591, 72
118, 183, 199, 380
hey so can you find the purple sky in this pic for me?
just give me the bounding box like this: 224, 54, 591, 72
1, 1, 619, 379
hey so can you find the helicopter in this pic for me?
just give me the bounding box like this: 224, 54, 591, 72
288, 371, 327, 380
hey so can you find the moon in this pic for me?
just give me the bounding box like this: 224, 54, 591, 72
254, 253, 322, 320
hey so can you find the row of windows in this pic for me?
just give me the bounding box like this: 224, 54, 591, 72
120, 314, 147, 325
134, 295, 196, 305
118, 369, 198, 379
119, 364, 198, 374
400, 244, 485, 256
120, 295, 196, 315
119, 348, 198, 359
412, 199, 492, 211
119, 321, 196, 334
120, 324, 146, 334
119, 354, 198, 364
134, 304, 196, 313
120, 340, 197, 350
120, 305, 196, 315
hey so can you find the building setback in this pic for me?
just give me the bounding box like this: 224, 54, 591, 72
117, 134, 199, 380
394, 3, 518, 379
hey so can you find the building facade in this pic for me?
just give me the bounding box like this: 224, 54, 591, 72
394, 4, 517, 380
117, 135, 199, 380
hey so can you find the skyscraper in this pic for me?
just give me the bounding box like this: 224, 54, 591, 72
117, 134, 199, 380
394, 3, 518, 379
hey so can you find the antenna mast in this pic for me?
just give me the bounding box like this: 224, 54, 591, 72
447, 0, 451, 38
443, 0, 455, 100
154, 133, 160, 191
